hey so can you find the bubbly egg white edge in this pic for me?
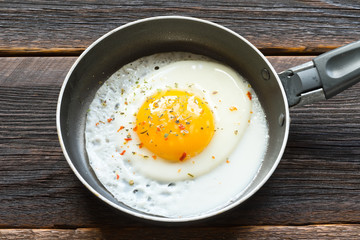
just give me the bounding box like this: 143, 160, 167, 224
85, 52, 269, 218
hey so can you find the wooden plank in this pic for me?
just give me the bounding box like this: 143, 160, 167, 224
1, 1, 360, 55
0, 229, 102, 240
1, 225, 360, 239
0, 56, 313, 87
0, 57, 359, 228
0, 57, 75, 86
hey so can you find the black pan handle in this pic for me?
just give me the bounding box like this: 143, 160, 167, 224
278, 40, 360, 107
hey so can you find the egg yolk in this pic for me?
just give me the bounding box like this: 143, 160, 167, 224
135, 89, 215, 162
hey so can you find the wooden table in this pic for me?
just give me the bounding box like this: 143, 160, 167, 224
1, 1, 360, 239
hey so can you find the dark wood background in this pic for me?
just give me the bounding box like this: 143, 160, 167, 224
0, 1, 359, 239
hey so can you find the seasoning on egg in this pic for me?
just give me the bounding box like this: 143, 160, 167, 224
179, 152, 187, 161
229, 106, 237, 111
247, 91, 252, 100
124, 135, 132, 141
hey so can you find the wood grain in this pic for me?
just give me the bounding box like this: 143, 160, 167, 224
0, 56, 359, 228
1, 225, 360, 240
2, 1, 359, 238
1, 0, 360, 55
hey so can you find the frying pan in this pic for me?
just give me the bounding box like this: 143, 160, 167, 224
56, 16, 360, 222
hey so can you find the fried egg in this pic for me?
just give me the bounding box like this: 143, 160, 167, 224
85, 52, 269, 217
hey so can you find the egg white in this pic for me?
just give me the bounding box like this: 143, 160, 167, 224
111, 60, 252, 182
85, 52, 269, 218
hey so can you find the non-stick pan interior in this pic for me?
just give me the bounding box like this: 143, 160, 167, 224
58, 16, 289, 221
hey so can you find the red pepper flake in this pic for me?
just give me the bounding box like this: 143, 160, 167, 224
179, 124, 185, 130
125, 101, 128, 105
116, 174, 119, 180
157, 126, 161, 132
95, 122, 99, 126
133, 125, 138, 132
152, 155, 157, 160
247, 91, 252, 100
229, 106, 237, 111
226, 158, 230, 164
138, 143, 143, 149
117, 126, 125, 132
107, 118, 113, 123
120, 150, 126, 155
212, 156, 215, 159
124, 137, 132, 142
179, 152, 187, 161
